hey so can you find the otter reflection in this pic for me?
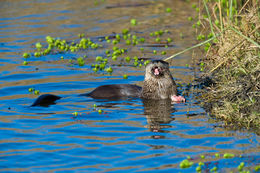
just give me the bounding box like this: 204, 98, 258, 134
143, 99, 175, 136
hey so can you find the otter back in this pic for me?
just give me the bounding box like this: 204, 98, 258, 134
87, 84, 142, 99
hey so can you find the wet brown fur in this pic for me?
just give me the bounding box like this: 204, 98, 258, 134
141, 60, 177, 99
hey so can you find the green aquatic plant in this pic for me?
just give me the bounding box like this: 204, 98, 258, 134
161, 51, 166, 55
179, 159, 193, 169
23, 52, 30, 58
130, 19, 137, 26
123, 74, 128, 79
105, 67, 113, 73
210, 166, 218, 172
138, 37, 145, 43
96, 56, 103, 62
28, 88, 34, 92
35, 42, 42, 50
115, 34, 121, 41
155, 37, 161, 42
92, 67, 98, 73
103, 48, 110, 54
77, 57, 85, 66
99, 63, 106, 70
125, 40, 131, 45
143, 60, 150, 66
133, 61, 139, 67
98, 109, 103, 114
197, 34, 205, 41
34, 52, 41, 57
112, 55, 117, 61
34, 90, 40, 95
255, 165, 260, 171
46, 36, 55, 44
188, 16, 193, 21
196, 20, 201, 27
78, 33, 85, 38
238, 162, 245, 171
124, 56, 131, 63
223, 153, 235, 159
166, 8, 172, 13
198, 161, 204, 166
112, 40, 118, 45
167, 38, 172, 43
122, 28, 129, 35
23, 61, 28, 65
196, 165, 202, 172
73, 112, 78, 117
215, 153, 220, 157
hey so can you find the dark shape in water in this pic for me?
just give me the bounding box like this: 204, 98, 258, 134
31, 94, 61, 107
84, 84, 142, 98
31, 60, 185, 107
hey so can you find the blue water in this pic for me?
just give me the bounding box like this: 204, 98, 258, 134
0, 0, 260, 172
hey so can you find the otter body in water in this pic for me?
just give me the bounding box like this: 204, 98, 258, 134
31, 60, 185, 106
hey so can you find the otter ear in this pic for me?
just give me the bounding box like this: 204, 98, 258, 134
162, 60, 169, 66
159, 60, 169, 68
152, 60, 169, 66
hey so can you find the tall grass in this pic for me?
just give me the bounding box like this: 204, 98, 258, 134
166, 0, 260, 130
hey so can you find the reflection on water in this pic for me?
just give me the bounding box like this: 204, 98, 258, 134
0, 0, 260, 172
143, 99, 174, 134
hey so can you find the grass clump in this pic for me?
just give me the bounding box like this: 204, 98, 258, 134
197, 1, 260, 130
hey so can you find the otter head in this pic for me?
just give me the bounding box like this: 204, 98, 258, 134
145, 60, 170, 79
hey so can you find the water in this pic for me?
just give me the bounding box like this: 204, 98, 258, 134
0, 0, 260, 172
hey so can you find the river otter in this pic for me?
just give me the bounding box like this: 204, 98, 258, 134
31, 60, 185, 106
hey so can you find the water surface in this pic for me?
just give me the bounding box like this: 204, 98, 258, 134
0, 0, 260, 172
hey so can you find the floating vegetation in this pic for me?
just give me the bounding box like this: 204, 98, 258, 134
22, 17, 176, 78
28, 88, 34, 93
123, 74, 128, 79
165, 7, 172, 13
23, 52, 30, 58
130, 19, 137, 26
28, 88, 40, 95
72, 112, 78, 117
223, 153, 235, 159
178, 152, 259, 172
23, 61, 28, 65
179, 159, 193, 169
34, 90, 40, 95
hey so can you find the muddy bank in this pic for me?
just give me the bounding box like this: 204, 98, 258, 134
198, 2, 260, 130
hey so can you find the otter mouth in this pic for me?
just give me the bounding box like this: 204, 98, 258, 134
152, 66, 163, 76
